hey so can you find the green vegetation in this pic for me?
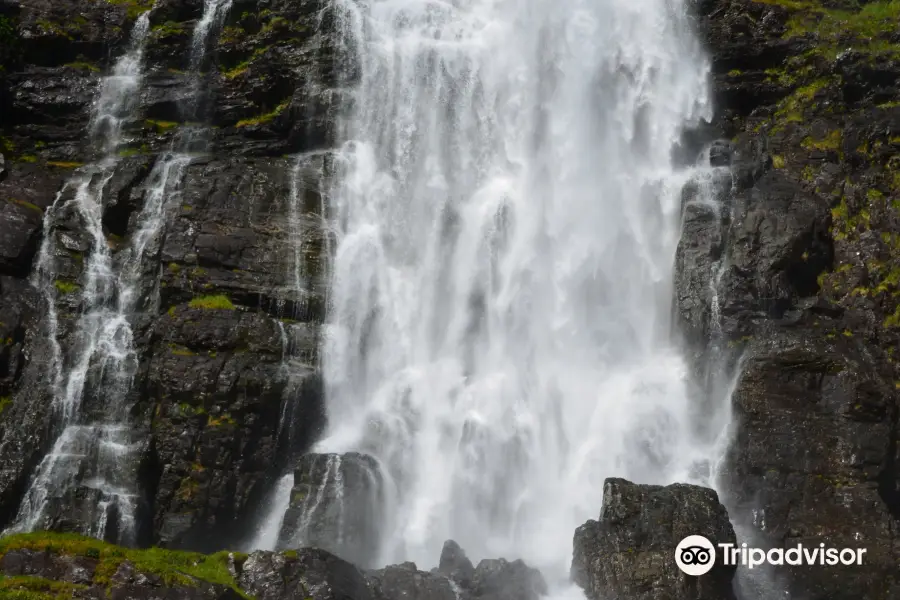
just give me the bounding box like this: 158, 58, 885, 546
151, 21, 188, 38
772, 155, 786, 169
169, 344, 196, 357
0, 396, 11, 415
8, 199, 43, 214
801, 129, 842, 152
222, 45, 272, 79
18, 155, 38, 163
189, 295, 236, 310
118, 144, 151, 157
106, 0, 155, 19
207, 412, 237, 427
0, 532, 252, 598
0, 575, 86, 599
63, 61, 99, 72
146, 119, 179, 133
46, 161, 84, 169
235, 100, 291, 128
53, 280, 79, 294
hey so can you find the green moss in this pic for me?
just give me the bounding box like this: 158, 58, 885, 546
189, 295, 235, 310
106, 0, 155, 19
778, 0, 900, 59
772, 155, 786, 169
222, 45, 272, 79
151, 20, 188, 38
18, 154, 38, 163
53, 280, 79, 294
207, 413, 237, 427
0, 395, 11, 414
8, 199, 43, 214
0, 532, 253, 598
46, 161, 84, 169
63, 61, 99, 72
169, 344, 195, 357
118, 145, 151, 157
0, 575, 86, 599
885, 305, 900, 327
802, 129, 842, 152
146, 119, 179, 133
168, 262, 181, 273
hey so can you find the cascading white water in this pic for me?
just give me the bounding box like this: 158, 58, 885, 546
316, 0, 720, 586
8, 0, 232, 542
8, 14, 154, 540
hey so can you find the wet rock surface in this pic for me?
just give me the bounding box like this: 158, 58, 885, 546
675, 0, 900, 598
277, 452, 384, 568
0, 0, 338, 548
571, 478, 737, 600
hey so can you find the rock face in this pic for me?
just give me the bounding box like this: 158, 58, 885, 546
571, 478, 737, 600
0, 0, 341, 548
674, 0, 900, 598
277, 452, 384, 568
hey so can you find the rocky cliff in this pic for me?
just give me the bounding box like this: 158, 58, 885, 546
0, 0, 898, 598
679, 0, 900, 598
0, 0, 340, 550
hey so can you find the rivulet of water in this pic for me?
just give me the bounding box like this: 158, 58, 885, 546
312, 0, 720, 587
8, 0, 231, 543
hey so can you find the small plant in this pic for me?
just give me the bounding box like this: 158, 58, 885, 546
53, 280, 79, 294
189, 295, 235, 310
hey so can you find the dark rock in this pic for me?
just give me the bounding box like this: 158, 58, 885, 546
571, 477, 736, 600
471, 557, 547, 600
436, 539, 475, 588
718, 327, 900, 600
237, 547, 373, 600
368, 561, 460, 600
278, 452, 385, 568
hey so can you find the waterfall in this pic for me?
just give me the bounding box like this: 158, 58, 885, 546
246, 152, 330, 551
312, 0, 722, 585
7, 0, 232, 543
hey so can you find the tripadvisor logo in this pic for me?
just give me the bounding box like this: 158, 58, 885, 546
675, 535, 868, 576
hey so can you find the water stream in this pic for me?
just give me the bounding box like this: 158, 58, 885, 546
7, 0, 233, 544
310, 0, 724, 588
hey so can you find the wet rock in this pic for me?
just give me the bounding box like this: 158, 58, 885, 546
718, 327, 900, 600
471, 557, 547, 600
278, 452, 385, 568
436, 539, 475, 588
571, 477, 736, 600
237, 547, 373, 600
0, 548, 98, 584
368, 561, 460, 600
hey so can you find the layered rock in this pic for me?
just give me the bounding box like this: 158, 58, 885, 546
675, 0, 900, 598
0, 0, 344, 547
571, 478, 737, 600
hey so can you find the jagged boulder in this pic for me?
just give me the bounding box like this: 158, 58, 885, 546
368, 561, 459, 600
435, 538, 475, 587
470, 557, 547, 600
571, 477, 737, 600
237, 547, 373, 600
368, 541, 545, 600
277, 452, 384, 568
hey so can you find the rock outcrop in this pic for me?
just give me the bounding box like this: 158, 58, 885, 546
277, 452, 384, 568
674, 0, 900, 598
0, 531, 549, 600
571, 478, 737, 600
